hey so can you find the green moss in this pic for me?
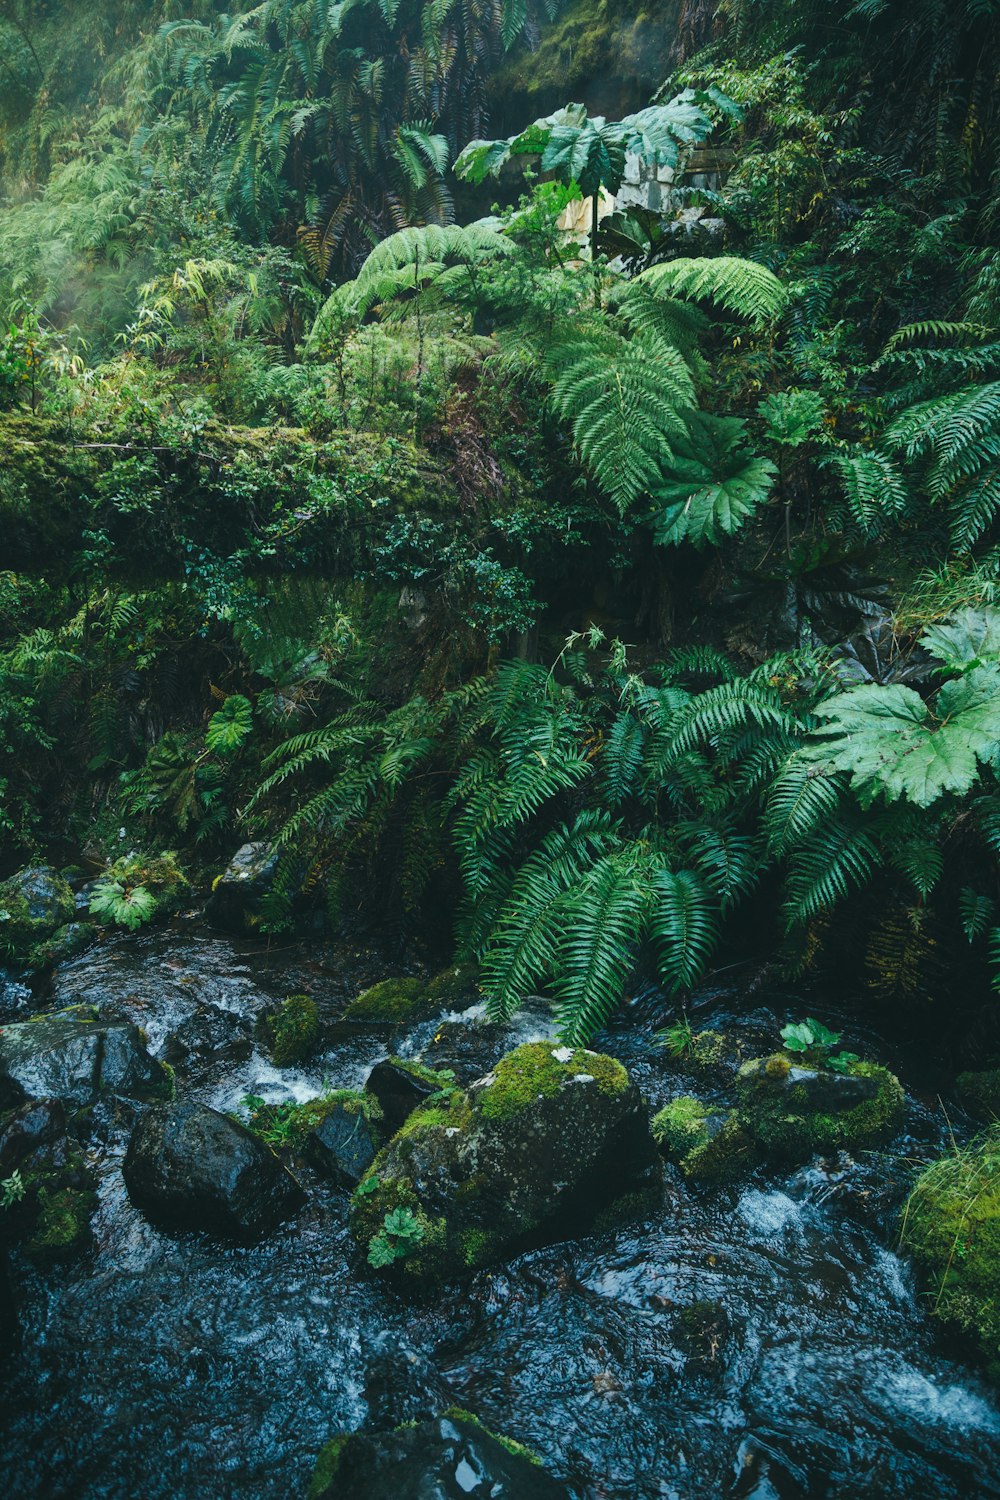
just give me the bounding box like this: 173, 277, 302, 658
423, 963, 480, 1012
386, 1054, 459, 1097
956, 1069, 1000, 1121
736, 1054, 904, 1161
243, 1088, 381, 1150
257, 994, 320, 1067
652, 1096, 754, 1183
591, 1183, 660, 1234
458, 1226, 497, 1268
900, 1127, 1000, 1381
343, 977, 428, 1024
307, 1434, 351, 1500
0, 868, 75, 963
439, 1408, 543, 1466
475, 1042, 629, 1122
24, 1186, 97, 1262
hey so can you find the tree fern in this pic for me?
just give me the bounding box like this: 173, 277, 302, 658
637, 256, 788, 330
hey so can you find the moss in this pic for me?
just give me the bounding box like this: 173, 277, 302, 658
439, 1408, 543, 1466
343, 977, 428, 1024
386, 1054, 458, 1097
156, 1060, 177, 1101
956, 1069, 1000, 1121
458, 1226, 498, 1268
475, 1041, 629, 1122
257, 994, 320, 1067
900, 1127, 1000, 1381
736, 1054, 904, 1161
243, 1088, 381, 1150
422, 963, 480, 1012
591, 1183, 660, 1234
24, 1186, 97, 1262
652, 1096, 754, 1183
0, 868, 75, 964
307, 1434, 351, 1500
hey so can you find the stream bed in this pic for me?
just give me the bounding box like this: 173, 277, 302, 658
2, 921, 999, 1499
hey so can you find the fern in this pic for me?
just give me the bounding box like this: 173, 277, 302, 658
637, 257, 788, 330
650, 867, 718, 992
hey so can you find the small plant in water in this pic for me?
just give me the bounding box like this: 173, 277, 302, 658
89, 879, 158, 930
367, 1206, 424, 1268
656, 1018, 695, 1060
780, 1018, 859, 1074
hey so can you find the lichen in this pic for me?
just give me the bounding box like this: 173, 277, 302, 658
257, 993, 320, 1066
475, 1041, 629, 1122
900, 1127, 1000, 1381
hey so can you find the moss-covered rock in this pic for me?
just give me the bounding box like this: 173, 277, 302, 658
27, 922, 95, 970
343, 978, 427, 1024
0, 866, 75, 965
306, 1092, 384, 1187
364, 1055, 455, 1134
257, 994, 320, 1067
350, 1041, 655, 1287
900, 1128, 1000, 1381
651, 1096, 754, 1183
307, 1416, 567, 1499
956, 1069, 1000, 1121
735, 1053, 903, 1161
421, 963, 480, 1013
205, 842, 282, 934
24, 1185, 98, 1263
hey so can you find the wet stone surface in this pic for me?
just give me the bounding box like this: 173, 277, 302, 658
0, 924, 998, 1499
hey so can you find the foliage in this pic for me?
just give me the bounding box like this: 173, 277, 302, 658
779, 1017, 859, 1073
88, 879, 158, 931
367, 1205, 424, 1267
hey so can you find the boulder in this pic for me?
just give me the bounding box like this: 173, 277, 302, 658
123, 1101, 305, 1241
163, 1005, 254, 1073
365, 1057, 449, 1135
28, 922, 95, 969
0, 867, 75, 964
0, 1096, 97, 1263
735, 1053, 904, 1160
651, 1096, 753, 1182
308, 1415, 568, 1500
0, 1009, 172, 1109
205, 842, 281, 933
350, 1042, 656, 1286
307, 1097, 382, 1188
0, 1097, 66, 1174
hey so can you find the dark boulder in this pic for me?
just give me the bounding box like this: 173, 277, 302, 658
0, 1098, 66, 1174
205, 842, 281, 934
307, 1099, 381, 1188
123, 1101, 305, 1241
735, 1053, 904, 1160
0, 867, 75, 964
308, 1416, 568, 1499
163, 1005, 254, 1073
0, 1009, 171, 1109
365, 1057, 446, 1135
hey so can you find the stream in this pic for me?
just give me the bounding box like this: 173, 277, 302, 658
2, 921, 999, 1499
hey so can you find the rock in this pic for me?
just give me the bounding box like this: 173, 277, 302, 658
122, 1101, 305, 1241
735, 1053, 904, 1160
27, 922, 94, 969
673, 1299, 732, 1378
651, 1096, 753, 1182
364, 1056, 449, 1135
350, 1042, 656, 1286
307, 1096, 382, 1188
344, 978, 428, 1025
0, 1098, 66, 1174
956, 1068, 1000, 1121
163, 1005, 254, 1072
308, 1415, 568, 1500
0, 867, 75, 964
900, 1124, 1000, 1381
205, 842, 281, 934
256, 993, 320, 1066
0, 1009, 172, 1109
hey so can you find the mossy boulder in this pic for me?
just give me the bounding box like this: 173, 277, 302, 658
350, 1041, 655, 1287
307, 1415, 568, 1499
343, 978, 428, 1025
306, 1092, 384, 1188
257, 994, 320, 1067
735, 1053, 903, 1161
364, 1055, 454, 1134
651, 1096, 754, 1183
0, 1097, 98, 1263
956, 1069, 1000, 1121
0, 867, 75, 965
0, 1008, 173, 1109
27, 922, 95, 970
900, 1127, 1000, 1381
123, 1100, 305, 1242
422, 963, 480, 1013
205, 842, 282, 933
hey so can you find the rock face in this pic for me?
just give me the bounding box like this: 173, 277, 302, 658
0, 1009, 172, 1109
205, 842, 281, 933
350, 1042, 656, 1286
0, 867, 75, 964
365, 1057, 448, 1135
308, 1416, 569, 1500
122, 1101, 305, 1241
307, 1099, 381, 1188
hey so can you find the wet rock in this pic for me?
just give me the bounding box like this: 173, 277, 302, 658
307, 1097, 381, 1188
256, 993, 320, 1066
27, 922, 95, 969
0, 1098, 66, 1174
308, 1415, 568, 1499
0, 867, 75, 965
350, 1042, 656, 1286
0, 1009, 172, 1109
673, 1299, 731, 1377
205, 842, 281, 934
365, 1056, 448, 1135
122, 1100, 305, 1241
163, 1005, 254, 1072
735, 1053, 904, 1161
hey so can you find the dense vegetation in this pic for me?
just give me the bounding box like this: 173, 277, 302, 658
2, 0, 1000, 1061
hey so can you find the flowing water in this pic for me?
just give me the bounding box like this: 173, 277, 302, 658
2, 923, 999, 1499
